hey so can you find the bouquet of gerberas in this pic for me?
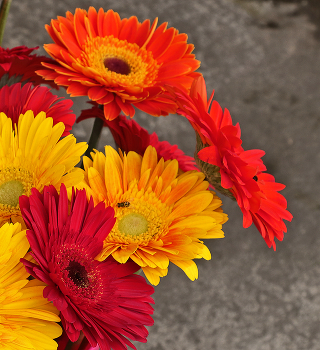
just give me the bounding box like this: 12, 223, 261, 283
0, 2, 293, 350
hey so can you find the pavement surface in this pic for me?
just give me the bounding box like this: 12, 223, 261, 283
3, 0, 320, 349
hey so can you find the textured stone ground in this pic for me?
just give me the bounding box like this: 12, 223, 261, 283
3, 0, 320, 349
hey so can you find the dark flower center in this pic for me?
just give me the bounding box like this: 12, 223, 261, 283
104, 57, 131, 75
66, 260, 89, 288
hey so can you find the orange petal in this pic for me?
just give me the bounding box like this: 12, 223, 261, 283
104, 100, 121, 121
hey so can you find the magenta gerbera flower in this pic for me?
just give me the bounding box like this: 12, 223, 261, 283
0, 82, 75, 136
79, 103, 198, 172
20, 184, 155, 350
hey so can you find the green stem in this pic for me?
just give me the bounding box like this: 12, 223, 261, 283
0, 0, 12, 46
81, 117, 104, 168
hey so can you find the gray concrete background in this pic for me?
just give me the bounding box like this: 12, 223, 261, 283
3, 0, 320, 349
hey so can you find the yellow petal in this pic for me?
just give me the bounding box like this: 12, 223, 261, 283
167, 191, 213, 221
172, 260, 198, 281
112, 244, 138, 263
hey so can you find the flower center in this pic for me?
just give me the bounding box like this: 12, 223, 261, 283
118, 213, 148, 236
66, 260, 89, 288
0, 180, 24, 207
105, 187, 172, 246
55, 244, 103, 301
80, 35, 160, 87
104, 57, 131, 75
0, 167, 34, 224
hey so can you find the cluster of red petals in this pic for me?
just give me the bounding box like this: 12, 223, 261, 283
0, 46, 57, 87
20, 184, 154, 350
79, 103, 197, 172
175, 76, 292, 250
0, 82, 75, 136
38, 7, 200, 120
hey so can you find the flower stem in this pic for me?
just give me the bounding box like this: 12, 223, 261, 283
81, 116, 104, 168
0, 0, 12, 46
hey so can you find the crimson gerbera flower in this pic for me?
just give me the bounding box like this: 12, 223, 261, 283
20, 184, 154, 350
175, 76, 292, 250
79, 103, 197, 172
0, 45, 57, 88
0, 82, 75, 136
37, 7, 200, 121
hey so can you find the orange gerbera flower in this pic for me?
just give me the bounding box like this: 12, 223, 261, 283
37, 7, 200, 120
174, 76, 292, 250
77, 145, 227, 285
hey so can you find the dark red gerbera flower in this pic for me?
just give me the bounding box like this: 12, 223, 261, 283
174, 76, 292, 250
20, 184, 154, 350
79, 103, 197, 173
0, 82, 75, 136
0, 46, 57, 88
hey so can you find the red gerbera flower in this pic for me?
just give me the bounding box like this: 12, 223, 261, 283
0, 82, 75, 136
79, 103, 197, 172
20, 184, 154, 350
37, 7, 200, 121
175, 76, 292, 250
0, 45, 57, 88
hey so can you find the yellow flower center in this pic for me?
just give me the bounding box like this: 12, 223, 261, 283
0, 180, 24, 207
0, 167, 34, 223
80, 35, 160, 87
118, 213, 148, 236
107, 187, 172, 246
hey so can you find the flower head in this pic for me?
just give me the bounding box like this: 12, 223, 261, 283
0, 222, 62, 349
20, 184, 154, 350
0, 82, 75, 136
78, 103, 197, 172
0, 45, 57, 88
38, 7, 200, 120
175, 76, 292, 250
78, 145, 227, 285
0, 110, 87, 226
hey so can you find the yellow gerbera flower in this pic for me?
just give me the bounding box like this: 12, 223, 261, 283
79, 145, 228, 285
0, 111, 87, 227
0, 222, 62, 349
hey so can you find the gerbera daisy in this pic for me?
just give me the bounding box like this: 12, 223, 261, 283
174, 76, 292, 250
78, 145, 228, 285
0, 82, 75, 136
0, 221, 62, 349
20, 184, 155, 350
37, 7, 200, 120
78, 102, 198, 172
0, 110, 87, 227
0, 45, 57, 88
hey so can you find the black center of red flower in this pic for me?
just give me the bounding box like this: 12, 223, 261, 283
67, 261, 89, 288
253, 175, 258, 181
104, 57, 131, 75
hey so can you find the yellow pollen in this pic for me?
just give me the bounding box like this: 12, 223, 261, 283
0, 180, 24, 207
118, 213, 148, 236
80, 35, 160, 87
106, 188, 171, 245
0, 167, 35, 225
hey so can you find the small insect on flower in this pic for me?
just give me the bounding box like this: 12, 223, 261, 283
117, 201, 131, 208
